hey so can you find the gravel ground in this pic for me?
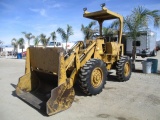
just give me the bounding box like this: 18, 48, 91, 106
0, 52, 160, 120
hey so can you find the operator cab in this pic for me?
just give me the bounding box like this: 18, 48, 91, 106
83, 3, 123, 44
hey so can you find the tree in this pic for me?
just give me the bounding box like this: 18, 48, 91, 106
34, 37, 40, 47
0, 40, 3, 45
39, 34, 50, 47
51, 31, 57, 47
17, 38, 25, 53
11, 38, 18, 54
0, 40, 3, 49
103, 27, 114, 36
102, 27, 117, 42
57, 24, 74, 50
22, 32, 35, 47
108, 6, 160, 70
0, 40, 3, 54
124, 6, 160, 66
81, 21, 96, 42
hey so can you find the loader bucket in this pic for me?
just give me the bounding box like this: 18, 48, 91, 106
16, 47, 75, 115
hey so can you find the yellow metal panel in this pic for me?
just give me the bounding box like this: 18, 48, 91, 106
58, 53, 67, 86
80, 47, 95, 67
16, 72, 39, 93
25, 48, 31, 74
46, 82, 75, 115
84, 9, 123, 21
29, 47, 63, 73
106, 63, 112, 70
105, 42, 120, 55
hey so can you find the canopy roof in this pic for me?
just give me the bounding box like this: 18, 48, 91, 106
83, 8, 123, 21
83, 7, 123, 43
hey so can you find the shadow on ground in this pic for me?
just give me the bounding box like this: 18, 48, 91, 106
133, 69, 143, 73
10, 83, 17, 97
74, 83, 87, 96
10, 83, 49, 116
107, 72, 119, 82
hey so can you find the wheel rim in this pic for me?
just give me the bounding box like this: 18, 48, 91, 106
91, 67, 103, 88
124, 62, 130, 77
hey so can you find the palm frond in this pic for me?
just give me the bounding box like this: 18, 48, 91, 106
51, 31, 56, 41
18, 38, 25, 45
110, 19, 120, 29
103, 27, 114, 36
34, 37, 40, 47
39, 34, 50, 47
57, 27, 67, 41
67, 24, 74, 36
81, 21, 96, 40
22, 32, 35, 46
88, 21, 96, 28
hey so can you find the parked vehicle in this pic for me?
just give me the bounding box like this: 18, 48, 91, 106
156, 46, 160, 51
47, 42, 62, 47
47, 41, 75, 50
62, 42, 75, 50
124, 30, 157, 58
22, 51, 26, 57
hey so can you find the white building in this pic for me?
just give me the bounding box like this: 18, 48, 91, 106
0, 43, 29, 56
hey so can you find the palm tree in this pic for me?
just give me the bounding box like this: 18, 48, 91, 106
11, 38, 18, 54
39, 34, 50, 47
102, 27, 116, 42
57, 24, 74, 50
34, 37, 40, 47
81, 21, 96, 42
22, 32, 35, 47
103, 27, 114, 35
0, 40, 3, 55
124, 6, 160, 66
108, 6, 160, 69
0, 40, 3, 46
51, 31, 56, 47
17, 38, 25, 53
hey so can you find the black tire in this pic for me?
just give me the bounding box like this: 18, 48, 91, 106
152, 50, 157, 56
79, 59, 107, 95
116, 56, 132, 82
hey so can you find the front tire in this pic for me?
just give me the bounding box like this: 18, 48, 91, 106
116, 56, 132, 82
79, 59, 107, 95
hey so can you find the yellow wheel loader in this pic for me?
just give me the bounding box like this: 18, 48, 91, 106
16, 3, 132, 115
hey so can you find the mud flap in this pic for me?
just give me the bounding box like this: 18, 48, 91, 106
47, 82, 75, 115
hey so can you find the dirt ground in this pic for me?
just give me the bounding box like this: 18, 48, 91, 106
0, 52, 160, 120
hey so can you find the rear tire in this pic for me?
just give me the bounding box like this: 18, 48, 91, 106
116, 56, 132, 82
152, 50, 157, 56
79, 59, 107, 95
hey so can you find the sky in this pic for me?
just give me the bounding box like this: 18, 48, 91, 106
0, 0, 160, 45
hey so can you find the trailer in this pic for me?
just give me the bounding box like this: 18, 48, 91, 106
125, 30, 157, 58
